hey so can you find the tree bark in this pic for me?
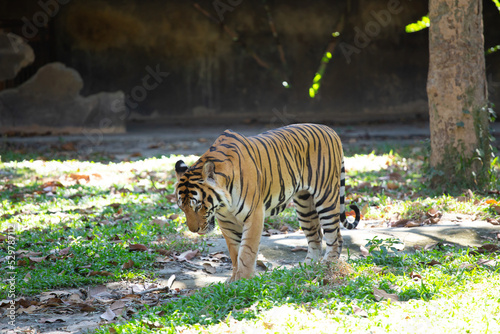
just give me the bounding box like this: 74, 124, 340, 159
427, 0, 491, 188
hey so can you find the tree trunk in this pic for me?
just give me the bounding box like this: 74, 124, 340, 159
427, 0, 491, 189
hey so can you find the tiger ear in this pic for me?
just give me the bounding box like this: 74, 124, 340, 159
175, 160, 188, 180
202, 161, 215, 183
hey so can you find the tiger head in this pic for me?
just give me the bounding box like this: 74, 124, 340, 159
174, 160, 228, 235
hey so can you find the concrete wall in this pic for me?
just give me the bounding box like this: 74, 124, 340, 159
1, 0, 499, 126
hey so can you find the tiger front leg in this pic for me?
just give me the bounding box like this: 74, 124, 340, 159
221, 230, 241, 283
217, 214, 243, 283
232, 208, 264, 281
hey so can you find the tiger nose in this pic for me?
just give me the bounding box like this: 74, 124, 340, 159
188, 226, 199, 233
186, 220, 199, 233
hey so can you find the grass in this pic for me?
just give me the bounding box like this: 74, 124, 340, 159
95, 243, 500, 333
0, 155, 202, 297
1, 140, 499, 333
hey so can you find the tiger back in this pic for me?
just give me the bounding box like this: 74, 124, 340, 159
175, 123, 360, 282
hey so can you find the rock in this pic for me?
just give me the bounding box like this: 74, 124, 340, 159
0, 62, 125, 135
0, 32, 35, 80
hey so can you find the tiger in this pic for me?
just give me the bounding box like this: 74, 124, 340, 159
174, 123, 360, 282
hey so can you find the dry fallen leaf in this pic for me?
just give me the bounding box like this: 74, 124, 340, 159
100, 307, 116, 322
67, 293, 84, 304
110, 300, 127, 313
391, 219, 410, 227
474, 244, 500, 254
165, 194, 176, 203
459, 263, 475, 270
79, 304, 97, 312
89, 271, 114, 277
373, 288, 399, 302
212, 253, 230, 263
290, 246, 308, 252
151, 219, 169, 228
360, 245, 370, 257
425, 259, 442, 266
41, 181, 64, 189
122, 259, 134, 270
424, 243, 438, 251
17, 258, 28, 266
427, 207, 442, 218
423, 217, 440, 225
203, 263, 217, 274
29, 255, 48, 263
156, 249, 174, 256
39, 290, 72, 301
409, 271, 422, 281
19, 305, 40, 314
129, 244, 148, 252
44, 297, 64, 307
39, 317, 67, 323
176, 249, 200, 262
256, 260, 268, 270
386, 180, 399, 190
18, 298, 37, 308
59, 246, 71, 256
405, 220, 422, 228
17, 251, 43, 259
357, 181, 371, 189
352, 306, 368, 317
68, 173, 90, 182
477, 259, 498, 267
485, 218, 499, 225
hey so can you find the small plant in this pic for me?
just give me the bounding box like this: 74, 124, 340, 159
364, 236, 404, 265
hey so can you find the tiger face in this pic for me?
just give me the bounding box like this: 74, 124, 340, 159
174, 160, 219, 234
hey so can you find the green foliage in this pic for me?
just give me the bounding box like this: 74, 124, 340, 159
405, 15, 429, 33
405, 0, 500, 35
493, 0, 500, 12
0, 155, 201, 298
486, 45, 500, 55
364, 236, 404, 265
2, 143, 500, 332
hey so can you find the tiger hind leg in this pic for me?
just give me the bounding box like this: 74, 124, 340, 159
293, 191, 322, 263
316, 198, 343, 262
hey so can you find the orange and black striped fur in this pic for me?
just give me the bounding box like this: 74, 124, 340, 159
175, 123, 360, 282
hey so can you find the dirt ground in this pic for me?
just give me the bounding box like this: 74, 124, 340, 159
2, 121, 500, 333
3, 216, 498, 334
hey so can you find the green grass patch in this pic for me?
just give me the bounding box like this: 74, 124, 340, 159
95, 242, 500, 333
0, 141, 499, 332
0, 155, 201, 298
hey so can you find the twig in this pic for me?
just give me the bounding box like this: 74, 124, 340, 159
136, 286, 170, 296
192, 2, 272, 70
136, 274, 176, 295
263, 1, 288, 70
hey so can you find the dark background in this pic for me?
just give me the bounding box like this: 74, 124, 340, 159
1, 0, 499, 125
